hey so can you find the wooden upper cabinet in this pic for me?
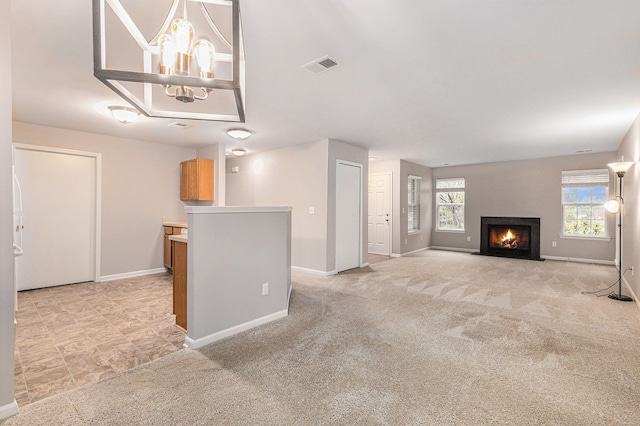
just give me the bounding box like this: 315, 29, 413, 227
180, 158, 214, 201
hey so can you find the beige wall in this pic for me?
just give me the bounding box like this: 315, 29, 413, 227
369, 159, 432, 256
226, 139, 369, 274
614, 113, 640, 302
226, 139, 329, 272
195, 143, 226, 206
12, 122, 196, 277
0, 0, 16, 415
431, 152, 618, 262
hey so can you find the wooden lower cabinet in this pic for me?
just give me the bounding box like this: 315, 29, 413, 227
172, 240, 187, 331
164, 226, 185, 270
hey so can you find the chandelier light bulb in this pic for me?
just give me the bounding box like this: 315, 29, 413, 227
158, 34, 176, 75
171, 18, 195, 55
193, 39, 215, 78
171, 18, 194, 76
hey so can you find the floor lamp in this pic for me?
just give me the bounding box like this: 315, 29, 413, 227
604, 161, 635, 302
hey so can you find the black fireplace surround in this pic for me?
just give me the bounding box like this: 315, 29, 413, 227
479, 217, 542, 261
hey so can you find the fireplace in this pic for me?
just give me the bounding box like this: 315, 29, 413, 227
479, 217, 542, 261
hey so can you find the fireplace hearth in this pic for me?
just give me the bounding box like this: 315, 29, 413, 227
478, 217, 542, 261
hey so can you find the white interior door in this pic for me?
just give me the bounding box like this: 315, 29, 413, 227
336, 161, 362, 272
14, 146, 97, 290
368, 173, 391, 255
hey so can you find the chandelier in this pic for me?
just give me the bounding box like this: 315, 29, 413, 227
93, 0, 245, 122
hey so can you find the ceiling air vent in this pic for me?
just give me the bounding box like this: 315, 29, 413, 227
302, 55, 341, 74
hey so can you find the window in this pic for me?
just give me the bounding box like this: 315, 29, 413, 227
408, 176, 421, 232
436, 178, 465, 231
561, 169, 609, 237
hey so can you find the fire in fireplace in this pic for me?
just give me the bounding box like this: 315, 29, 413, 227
489, 226, 530, 251
479, 217, 542, 261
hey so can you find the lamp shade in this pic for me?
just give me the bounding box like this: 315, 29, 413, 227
607, 161, 635, 177
604, 199, 620, 213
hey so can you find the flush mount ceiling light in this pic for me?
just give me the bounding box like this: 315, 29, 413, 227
108, 105, 141, 123
231, 148, 246, 156
93, 0, 245, 122
226, 128, 252, 139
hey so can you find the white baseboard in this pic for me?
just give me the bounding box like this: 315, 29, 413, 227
360, 262, 369, 267
0, 400, 18, 420
622, 276, 640, 310
99, 267, 167, 282
541, 255, 615, 265
389, 247, 429, 258
430, 246, 477, 254
184, 309, 289, 349
291, 266, 337, 277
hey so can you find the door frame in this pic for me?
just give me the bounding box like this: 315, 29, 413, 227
368, 172, 392, 256
13, 143, 102, 283
335, 160, 364, 272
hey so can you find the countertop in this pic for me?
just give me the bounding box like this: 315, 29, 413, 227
168, 234, 188, 243
163, 219, 188, 228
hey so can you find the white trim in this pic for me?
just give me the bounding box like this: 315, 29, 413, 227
559, 235, 611, 242
541, 255, 615, 265
361, 262, 370, 267
291, 266, 337, 277
100, 267, 166, 282
184, 309, 289, 349
622, 276, 640, 310
12, 143, 102, 283
396, 247, 429, 256
184, 206, 292, 214
390, 253, 401, 258
0, 401, 18, 420
430, 246, 477, 253
336, 160, 364, 272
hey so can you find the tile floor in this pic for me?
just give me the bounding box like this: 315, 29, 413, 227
14, 273, 185, 406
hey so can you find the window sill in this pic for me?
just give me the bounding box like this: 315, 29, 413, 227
435, 229, 465, 233
560, 235, 611, 242
408, 230, 421, 235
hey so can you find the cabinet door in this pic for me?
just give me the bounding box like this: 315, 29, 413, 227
193, 158, 214, 201
179, 158, 214, 201
164, 234, 172, 268
180, 161, 191, 201
173, 241, 188, 331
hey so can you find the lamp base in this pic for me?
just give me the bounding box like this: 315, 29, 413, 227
608, 293, 633, 302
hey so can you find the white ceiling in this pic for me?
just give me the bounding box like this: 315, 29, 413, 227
11, 0, 640, 167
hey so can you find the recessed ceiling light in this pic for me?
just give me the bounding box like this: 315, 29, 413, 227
369, 157, 378, 161
226, 128, 252, 139
108, 106, 141, 124
168, 122, 189, 129
231, 148, 246, 156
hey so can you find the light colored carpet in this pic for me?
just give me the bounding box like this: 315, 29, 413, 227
2, 250, 639, 425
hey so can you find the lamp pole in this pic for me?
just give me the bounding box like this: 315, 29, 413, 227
609, 171, 632, 302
